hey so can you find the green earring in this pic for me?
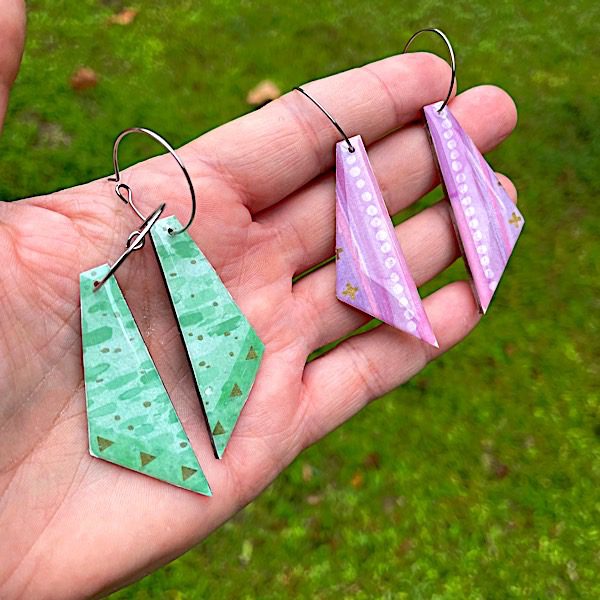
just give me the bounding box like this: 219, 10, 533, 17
80, 205, 211, 495
151, 216, 264, 458
110, 128, 264, 460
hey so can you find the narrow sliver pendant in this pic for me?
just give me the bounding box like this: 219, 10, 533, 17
151, 216, 264, 459
424, 102, 524, 313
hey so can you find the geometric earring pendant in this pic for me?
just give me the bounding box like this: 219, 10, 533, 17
335, 134, 439, 347
424, 102, 524, 313
150, 217, 264, 459
80, 264, 211, 495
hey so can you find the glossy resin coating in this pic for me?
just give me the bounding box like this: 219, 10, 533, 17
80, 264, 211, 495
335, 135, 438, 346
151, 216, 264, 459
424, 102, 524, 313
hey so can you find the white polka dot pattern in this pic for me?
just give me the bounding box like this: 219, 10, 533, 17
424, 102, 524, 312
335, 135, 438, 346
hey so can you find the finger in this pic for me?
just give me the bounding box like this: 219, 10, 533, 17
189, 52, 455, 213
256, 85, 518, 276
293, 173, 517, 351
0, 0, 26, 132
299, 281, 480, 448
496, 172, 517, 201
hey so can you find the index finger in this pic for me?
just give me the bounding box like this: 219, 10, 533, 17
191, 52, 455, 213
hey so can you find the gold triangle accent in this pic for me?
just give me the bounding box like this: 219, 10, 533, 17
182, 466, 197, 481
212, 421, 225, 435
230, 383, 242, 397
246, 346, 258, 360
140, 452, 156, 467
97, 436, 114, 452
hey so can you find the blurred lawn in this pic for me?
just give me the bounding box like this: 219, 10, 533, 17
3, 0, 599, 598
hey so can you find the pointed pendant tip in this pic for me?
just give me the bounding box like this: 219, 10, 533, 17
422, 334, 439, 349
477, 290, 492, 315
175, 473, 213, 496
416, 325, 439, 349
187, 482, 212, 497
209, 430, 227, 460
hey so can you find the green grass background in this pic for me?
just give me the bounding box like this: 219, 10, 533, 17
2, 0, 599, 597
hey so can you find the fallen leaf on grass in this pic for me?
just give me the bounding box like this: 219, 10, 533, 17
246, 79, 281, 106
109, 8, 138, 25
70, 67, 98, 91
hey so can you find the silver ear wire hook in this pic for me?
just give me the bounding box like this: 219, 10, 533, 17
93, 202, 166, 292
108, 127, 196, 235
294, 86, 355, 153
403, 28, 456, 113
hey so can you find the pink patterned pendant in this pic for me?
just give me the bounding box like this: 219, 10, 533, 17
335, 135, 438, 347
424, 102, 524, 313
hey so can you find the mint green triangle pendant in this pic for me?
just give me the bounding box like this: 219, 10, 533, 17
150, 216, 264, 458
81, 264, 211, 495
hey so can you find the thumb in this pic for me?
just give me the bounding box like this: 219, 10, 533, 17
0, 0, 26, 133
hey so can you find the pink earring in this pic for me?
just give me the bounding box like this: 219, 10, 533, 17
296, 87, 438, 347
405, 29, 524, 313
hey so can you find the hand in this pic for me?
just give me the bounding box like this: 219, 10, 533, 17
0, 6, 518, 597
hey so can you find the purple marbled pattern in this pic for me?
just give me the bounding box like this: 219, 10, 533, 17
335, 135, 438, 347
424, 102, 524, 313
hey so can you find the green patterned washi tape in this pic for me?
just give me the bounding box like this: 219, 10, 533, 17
151, 216, 264, 458
80, 264, 211, 496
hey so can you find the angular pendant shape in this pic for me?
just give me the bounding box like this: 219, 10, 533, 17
150, 216, 264, 459
424, 102, 524, 313
80, 264, 211, 496
335, 135, 438, 347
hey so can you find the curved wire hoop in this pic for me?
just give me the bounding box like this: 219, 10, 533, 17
294, 86, 355, 153
108, 127, 196, 235
403, 28, 456, 113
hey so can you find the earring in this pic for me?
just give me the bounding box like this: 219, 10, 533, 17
110, 128, 264, 460
81, 204, 211, 495
295, 88, 438, 347
404, 29, 524, 313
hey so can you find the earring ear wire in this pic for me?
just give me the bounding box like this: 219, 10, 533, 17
409, 29, 525, 313
403, 28, 456, 113
294, 86, 355, 153
108, 127, 196, 235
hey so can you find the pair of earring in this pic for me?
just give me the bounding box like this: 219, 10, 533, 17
80, 128, 264, 495
80, 29, 524, 495
297, 28, 524, 347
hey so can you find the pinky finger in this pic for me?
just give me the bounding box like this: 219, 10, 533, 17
299, 281, 480, 448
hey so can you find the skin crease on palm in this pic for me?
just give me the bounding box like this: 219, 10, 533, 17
0, 2, 520, 598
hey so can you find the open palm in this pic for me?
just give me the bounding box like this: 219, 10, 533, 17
0, 6, 518, 598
